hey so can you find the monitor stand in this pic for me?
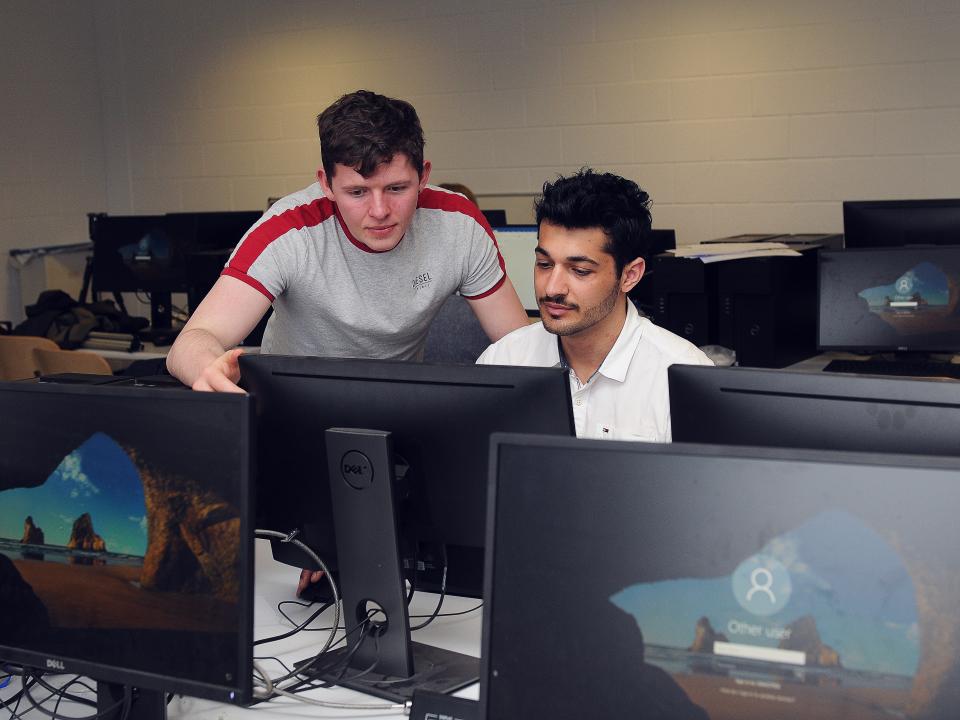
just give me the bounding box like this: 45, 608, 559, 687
293, 428, 478, 703
97, 683, 166, 720
149, 292, 173, 330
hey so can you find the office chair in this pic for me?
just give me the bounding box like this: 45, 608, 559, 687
423, 294, 491, 364
0, 335, 60, 380
33, 348, 114, 376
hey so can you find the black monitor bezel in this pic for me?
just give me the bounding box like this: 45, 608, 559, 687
843, 198, 960, 249
0, 382, 255, 705
817, 245, 960, 354
481, 432, 960, 718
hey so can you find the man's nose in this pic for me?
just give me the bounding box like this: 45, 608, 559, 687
368, 192, 389, 219
544, 267, 567, 298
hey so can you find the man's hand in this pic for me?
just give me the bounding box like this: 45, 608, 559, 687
297, 568, 326, 598
192, 348, 246, 393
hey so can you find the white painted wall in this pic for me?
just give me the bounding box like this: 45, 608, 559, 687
5, 0, 960, 320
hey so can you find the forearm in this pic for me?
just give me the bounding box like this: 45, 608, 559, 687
166, 328, 230, 386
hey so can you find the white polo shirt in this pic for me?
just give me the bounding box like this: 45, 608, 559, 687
476, 301, 713, 441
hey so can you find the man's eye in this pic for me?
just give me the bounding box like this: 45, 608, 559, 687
348, 189, 365, 197
535, 261, 552, 270
572, 268, 592, 277
388, 185, 408, 193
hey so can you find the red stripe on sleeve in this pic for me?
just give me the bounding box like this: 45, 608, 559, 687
228, 197, 337, 274
418, 187, 507, 275
461, 273, 506, 300
221, 267, 275, 302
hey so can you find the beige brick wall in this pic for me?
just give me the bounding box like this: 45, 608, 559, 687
6, 0, 960, 320
0, 2, 106, 322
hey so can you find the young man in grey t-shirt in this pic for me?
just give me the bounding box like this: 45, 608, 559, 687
166, 90, 528, 392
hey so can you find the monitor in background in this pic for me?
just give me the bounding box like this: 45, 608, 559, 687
818, 246, 960, 356
669, 364, 960, 455
843, 199, 960, 248
0, 382, 254, 718
168, 210, 264, 313
89, 211, 264, 339
240, 355, 573, 701
483, 433, 960, 719
481, 208, 507, 226
493, 225, 539, 313
89, 213, 187, 331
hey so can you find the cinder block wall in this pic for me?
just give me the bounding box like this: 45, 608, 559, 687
0, 2, 106, 323
5, 0, 960, 320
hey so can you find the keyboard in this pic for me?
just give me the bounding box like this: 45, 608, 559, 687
822, 358, 960, 380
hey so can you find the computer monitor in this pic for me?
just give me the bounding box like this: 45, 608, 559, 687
89, 211, 263, 333
843, 199, 960, 248
483, 433, 960, 719
0, 383, 254, 717
481, 209, 507, 226
669, 364, 960, 456
240, 355, 573, 701
493, 225, 539, 312
167, 211, 264, 313
818, 246, 960, 354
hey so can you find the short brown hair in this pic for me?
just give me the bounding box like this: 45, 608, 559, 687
317, 90, 425, 180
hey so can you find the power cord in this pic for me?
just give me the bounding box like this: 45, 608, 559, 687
409, 544, 448, 631
253, 601, 333, 646
19, 668, 130, 720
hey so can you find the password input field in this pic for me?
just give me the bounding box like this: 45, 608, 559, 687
714, 641, 806, 666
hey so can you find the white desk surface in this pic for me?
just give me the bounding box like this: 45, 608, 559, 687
2, 539, 482, 720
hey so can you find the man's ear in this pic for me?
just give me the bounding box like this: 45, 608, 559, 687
317, 168, 334, 197
620, 257, 645, 294
418, 160, 432, 191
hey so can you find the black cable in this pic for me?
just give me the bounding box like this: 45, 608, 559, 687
409, 602, 483, 619
333, 630, 382, 684
409, 543, 448, 631
283, 612, 378, 694
35, 676, 96, 708
6, 668, 41, 720
23, 672, 128, 720
276, 600, 348, 634
254, 601, 332, 646
405, 544, 419, 605
251, 656, 293, 676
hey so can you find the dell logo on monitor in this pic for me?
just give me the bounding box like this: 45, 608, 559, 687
46, 659, 66, 671
340, 450, 373, 489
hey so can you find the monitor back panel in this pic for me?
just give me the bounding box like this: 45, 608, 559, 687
843, 199, 960, 248
483, 435, 960, 719
0, 383, 254, 703
668, 364, 960, 457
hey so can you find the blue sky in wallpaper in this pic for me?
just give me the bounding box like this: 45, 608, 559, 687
610, 509, 919, 677
859, 261, 949, 308
0, 432, 148, 556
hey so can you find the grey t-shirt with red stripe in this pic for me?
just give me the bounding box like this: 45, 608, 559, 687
223, 183, 505, 359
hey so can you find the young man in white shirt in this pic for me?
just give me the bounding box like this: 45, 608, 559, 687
477, 169, 712, 441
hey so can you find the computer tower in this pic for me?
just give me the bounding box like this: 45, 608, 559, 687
717, 247, 819, 368
647, 254, 719, 347
630, 229, 677, 317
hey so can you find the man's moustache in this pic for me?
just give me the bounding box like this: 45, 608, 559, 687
539, 296, 577, 310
